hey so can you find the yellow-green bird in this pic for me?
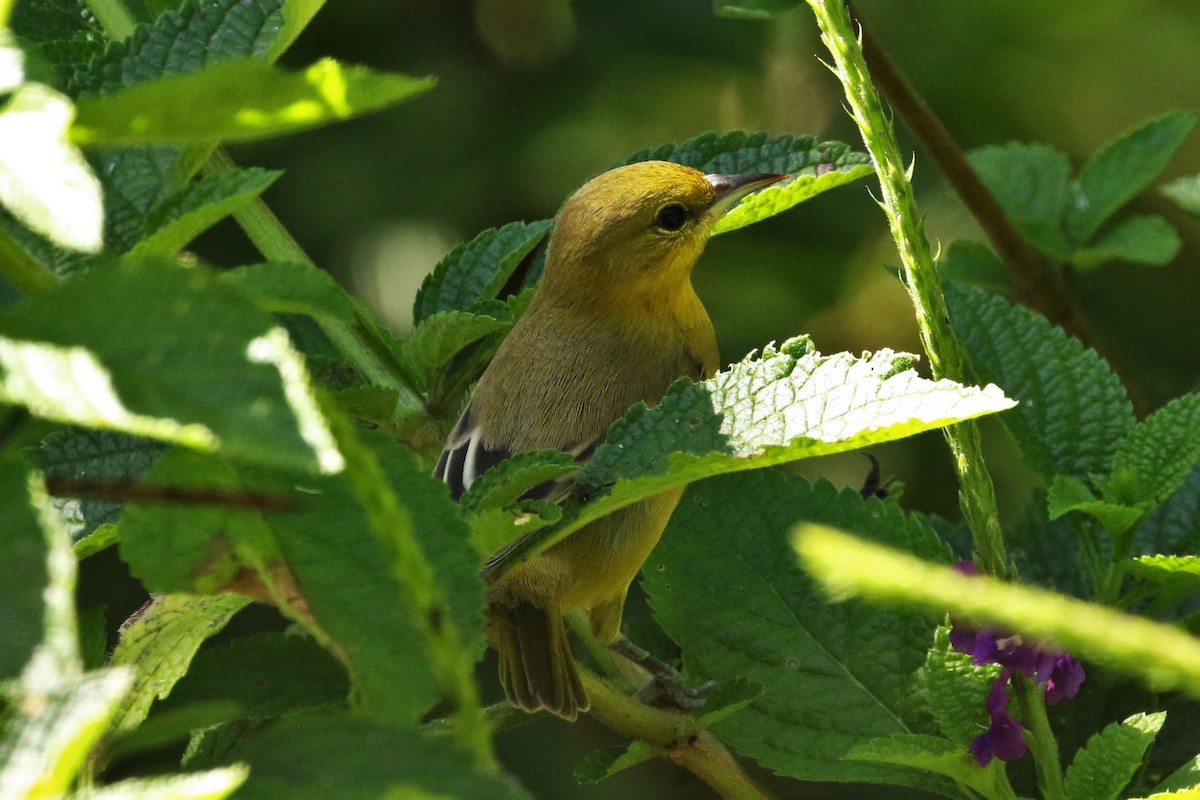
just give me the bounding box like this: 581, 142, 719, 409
436, 160, 786, 719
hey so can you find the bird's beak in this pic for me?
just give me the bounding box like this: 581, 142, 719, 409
703, 172, 790, 218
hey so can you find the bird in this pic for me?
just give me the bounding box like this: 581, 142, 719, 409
435, 160, 787, 719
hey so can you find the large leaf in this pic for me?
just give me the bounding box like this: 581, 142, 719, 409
72, 58, 435, 146
229, 711, 530, 800
0, 456, 52, 680
489, 338, 1013, 578
967, 142, 1072, 258
946, 282, 1135, 483
0, 260, 343, 474
644, 471, 954, 789
0, 83, 103, 252
1106, 393, 1200, 506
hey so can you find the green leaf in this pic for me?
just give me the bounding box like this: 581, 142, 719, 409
1048, 474, 1148, 535
713, 162, 874, 234
1149, 751, 1200, 794
1106, 393, 1200, 506
459, 449, 578, 512
33, 428, 165, 544
65, 767, 248, 800
399, 308, 513, 387
229, 711, 531, 800
0, 260, 344, 474
846, 734, 1016, 800
0, 83, 103, 252
0, 667, 134, 797
72, 58, 435, 145
1124, 555, 1200, 589
625, 130, 870, 177
1063, 712, 1165, 800
1161, 175, 1200, 215
0, 456, 52, 680
413, 219, 552, 324
919, 626, 1000, 746
946, 282, 1135, 483
1066, 111, 1199, 244
794, 525, 1200, 699
156, 632, 349, 719
66, 0, 284, 96
643, 472, 953, 788
1071, 215, 1182, 269
967, 142, 1072, 258
493, 340, 1011, 576
694, 678, 764, 728
269, 0, 326, 62
126, 168, 282, 258
109, 593, 251, 732
469, 499, 562, 562
712, 0, 802, 18
11, 0, 100, 46
574, 741, 655, 784
1134, 460, 1200, 556
218, 261, 357, 323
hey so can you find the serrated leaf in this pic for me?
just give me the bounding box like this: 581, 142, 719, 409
1063, 712, 1165, 800
1124, 555, 1200, 589
413, 219, 552, 324
11, 0, 101, 46
72, 58, 434, 145
229, 711, 531, 800
0, 83, 103, 252
491, 341, 1010, 574
1106, 394, 1200, 506
644, 472, 954, 789
1072, 214, 1181, 269
34, 428, 165, 543
794, 526, 1200, 699
846, 734, 1015, 800
156, 632, 348, 720
218, 261, 357, 323
66, 766, 248, 800
574, 741, 654, 784
1048, 474, 1149, 535
0, 667, 134, 798
920, 626, 1000, 746
1148, 751, 1200, 795
967, 142, 1073, 258
1161, 175, 1200, 215
0, 456, 52, 680
0, 260, 344, 474
946, 282, 1135, 483
459, 449, 578, 512
1135, 460, 1200, 556
109, 593, 251, 732
1066, 111, 1199, 244
399, 309, 512, 386
625, 130, 870, 177
713, 162, 873, 234
66, 0, 284, 96
126, 168, 281, 258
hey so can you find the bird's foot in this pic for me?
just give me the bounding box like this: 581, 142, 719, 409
610, 636, 715, 712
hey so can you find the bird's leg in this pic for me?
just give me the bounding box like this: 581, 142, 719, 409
609, 636, 715, 711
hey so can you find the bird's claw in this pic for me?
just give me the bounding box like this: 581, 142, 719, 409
635, 675, 717, 711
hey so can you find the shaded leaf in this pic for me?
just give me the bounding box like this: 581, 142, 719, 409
1063, 712, 1165, 800
1072, 215, 1181, 269
1066, 111, 1198, 243
968, 142, 1072, 258
1106, 393, 1200, 506
0, 456, 51, 680
946, 282, 1135, 483
574, 741, 654, 784
218, 261, 357, 323
1161, 175, 1200, 215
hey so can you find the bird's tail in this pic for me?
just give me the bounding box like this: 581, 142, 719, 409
490, 602, 589, 720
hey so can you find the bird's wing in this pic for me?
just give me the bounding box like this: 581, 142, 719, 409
434, 402, 596, 503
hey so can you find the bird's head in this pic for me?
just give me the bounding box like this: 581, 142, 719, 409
539, 161, 787, 312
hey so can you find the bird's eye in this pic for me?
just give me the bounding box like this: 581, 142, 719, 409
654, 203, 689, 232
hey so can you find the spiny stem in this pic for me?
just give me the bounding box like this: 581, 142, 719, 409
803, 0, 1008, 579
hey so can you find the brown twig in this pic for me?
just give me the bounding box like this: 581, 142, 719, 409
851, 8, 1152, 417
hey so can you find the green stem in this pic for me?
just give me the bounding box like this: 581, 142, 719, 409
1012, 675, 1065, 800
204, 150, 426, 414
82, 0, 137, 40
804, 0, 1007, 577
0, 228, 60, 295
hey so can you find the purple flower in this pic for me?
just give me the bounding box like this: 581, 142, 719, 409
1044, 653, 1085, 705
970, 673, 1028, 766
